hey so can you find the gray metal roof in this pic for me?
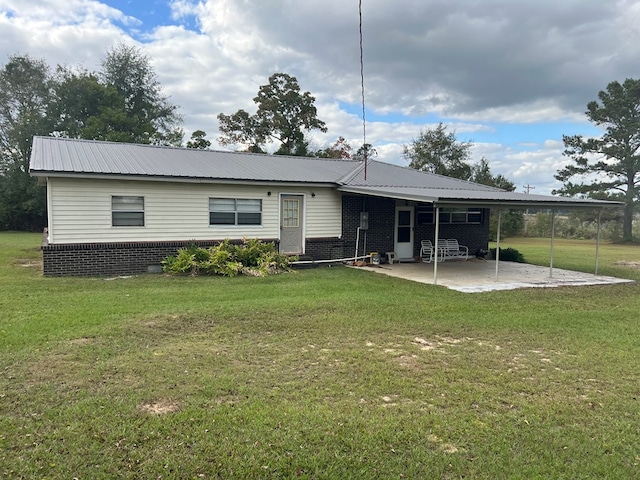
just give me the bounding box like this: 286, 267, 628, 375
29, 136, 357, 184
341, 160, 502, 191
338, 161, 618, 208
30, 136, 620, 208
337, 184, 616, 208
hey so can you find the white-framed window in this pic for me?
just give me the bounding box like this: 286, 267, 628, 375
209, 198, 262, 226
112, 196, 144, 227
416, 205, 482, 224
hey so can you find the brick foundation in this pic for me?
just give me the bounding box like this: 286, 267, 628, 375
41, 237, 348, 277
41, 238, 279, 277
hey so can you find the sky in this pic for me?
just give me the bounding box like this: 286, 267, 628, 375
1, 0, 639, 194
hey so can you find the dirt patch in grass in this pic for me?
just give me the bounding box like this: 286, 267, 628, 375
139, 400, 180, 415
68, 337, 94, 346
615, 261, 640, 269
13, 258, 43, 270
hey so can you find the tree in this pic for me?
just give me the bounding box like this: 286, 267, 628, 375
186, 130, 211, 149
555, 78, 640, 241
218, 72, 327, 156
49, 67, 130, 141
403, 123, 473, 178
314, 136, 352, 159
100, 43, 183, 146
0, 55, 52, 230
470, 157, 515, 191
353, 143, 378, 162
0, 55, 53, 171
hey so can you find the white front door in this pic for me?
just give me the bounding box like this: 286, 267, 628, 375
394, 206, 414, 261
280, 194, 304, 254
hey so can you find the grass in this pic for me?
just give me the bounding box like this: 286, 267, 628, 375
1, 232, 639, 478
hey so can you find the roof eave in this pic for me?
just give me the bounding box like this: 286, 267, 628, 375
436, 199, 623, 209
338, 186, 622, 209
30, 170, 338, 188
338, 185, 439, 203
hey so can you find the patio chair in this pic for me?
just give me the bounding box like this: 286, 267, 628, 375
420, 240, 435, 263
438, 238, 469, 261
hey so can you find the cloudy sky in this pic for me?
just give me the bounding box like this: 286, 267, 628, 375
2, 0, 639, 193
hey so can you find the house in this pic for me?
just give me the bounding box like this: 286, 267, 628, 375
29, 136, 616, 276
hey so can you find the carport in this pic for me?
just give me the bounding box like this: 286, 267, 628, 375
339, 181, 622, 286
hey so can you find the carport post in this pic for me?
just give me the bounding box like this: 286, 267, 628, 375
595, 210, 602, 276
495, 208, 502, 281
549, 209, 556, 278
433, 206, 440, 285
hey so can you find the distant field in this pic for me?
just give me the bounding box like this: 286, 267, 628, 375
1, 232, 639, 478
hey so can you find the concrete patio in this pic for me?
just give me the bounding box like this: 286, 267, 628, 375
356, 258, 634, 293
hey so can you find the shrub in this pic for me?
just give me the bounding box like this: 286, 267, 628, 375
490, 247, 525, 263
162, 239, 295, 276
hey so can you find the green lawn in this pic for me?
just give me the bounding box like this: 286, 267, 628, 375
1, 233, 639, 479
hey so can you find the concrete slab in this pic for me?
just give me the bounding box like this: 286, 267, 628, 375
354, 258, 634, 293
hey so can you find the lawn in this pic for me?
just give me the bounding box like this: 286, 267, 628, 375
1, 232, 639, 479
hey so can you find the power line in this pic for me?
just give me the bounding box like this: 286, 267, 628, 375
523, 184, 535, 194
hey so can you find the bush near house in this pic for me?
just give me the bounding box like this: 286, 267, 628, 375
490, 246, 525, 263
162, 238, 295, 276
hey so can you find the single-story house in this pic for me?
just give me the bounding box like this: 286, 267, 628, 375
29, 136, 618, 276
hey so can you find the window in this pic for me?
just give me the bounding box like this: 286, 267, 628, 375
282, 199, 299, 227
416, 205, 482, 224
112, 196, 144, 226
209, 198, 262, 226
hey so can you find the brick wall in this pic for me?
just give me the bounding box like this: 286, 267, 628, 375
305, 237, 346, 260
414, 209, 490, 257
342, 195, 397, 258
342, 195, 490, 259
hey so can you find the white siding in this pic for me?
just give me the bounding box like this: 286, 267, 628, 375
47, 177, 342, 244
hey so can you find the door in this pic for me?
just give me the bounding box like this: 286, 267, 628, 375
280, 194, 304, 254
394, 206, 414, 261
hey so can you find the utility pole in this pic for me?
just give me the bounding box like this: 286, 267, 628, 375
523, 184, 535, 234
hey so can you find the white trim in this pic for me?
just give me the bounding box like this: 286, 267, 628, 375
32, 172, 336, 188
46, 177, 54, 243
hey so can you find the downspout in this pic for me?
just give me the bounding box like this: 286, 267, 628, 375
549, 209, 555, 278
433, 205, 440, 285
495, 208, 502, 281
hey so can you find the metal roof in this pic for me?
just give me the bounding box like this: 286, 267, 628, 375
338, 161, 619, 208
341, 160, 502, 191
29, 136, 357, 184
30, 136, 620, 209
337, 184, 616, 208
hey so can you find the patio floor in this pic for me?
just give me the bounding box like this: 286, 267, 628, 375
355, 258, 634, 293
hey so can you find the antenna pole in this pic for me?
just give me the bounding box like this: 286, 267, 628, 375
359, 0, 367, 181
